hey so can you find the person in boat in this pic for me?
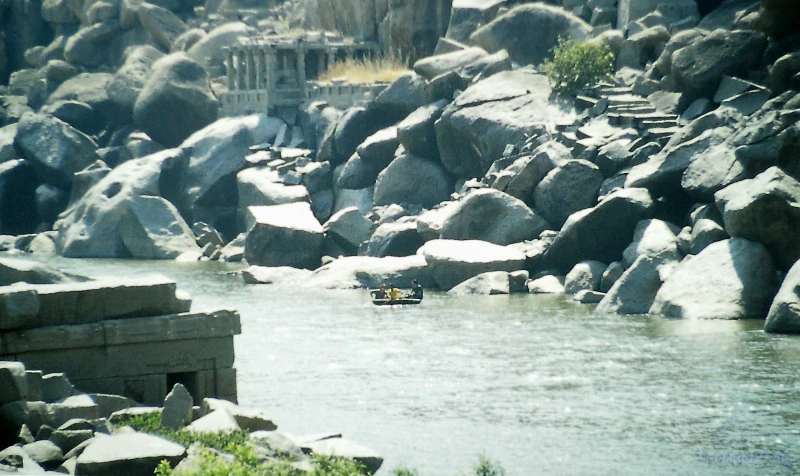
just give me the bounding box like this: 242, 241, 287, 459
409, 280, 423, 300
372, 283, 387, 300
387, 283, 401, 301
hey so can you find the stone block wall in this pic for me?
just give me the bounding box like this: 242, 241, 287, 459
0, 277, 241, 405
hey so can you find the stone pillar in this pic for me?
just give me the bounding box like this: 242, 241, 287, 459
255, 50, 263, 90
266, 50, 276, 109
297, 49, 306, 97
245, 48, 254, 90
236, 50, 246, 90
226, 50, 235, 91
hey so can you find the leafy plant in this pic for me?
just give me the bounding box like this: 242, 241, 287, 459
471, 453, 507, 476
391, 465, 420, 476
543, 37, 615, 95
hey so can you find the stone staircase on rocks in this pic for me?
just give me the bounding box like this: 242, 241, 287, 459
577, 84, 681, 146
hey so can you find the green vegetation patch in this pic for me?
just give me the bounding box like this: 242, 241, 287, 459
544, 37, 615, 95
112, 412, 366, 475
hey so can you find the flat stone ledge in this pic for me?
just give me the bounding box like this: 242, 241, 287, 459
0, 310, 241, 354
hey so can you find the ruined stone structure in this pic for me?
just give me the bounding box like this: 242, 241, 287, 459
221, 32, 385, 116
0, 277, 241, 405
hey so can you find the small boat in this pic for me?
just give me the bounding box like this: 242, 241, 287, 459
370, 289, 422, 306
371, 297, 422, 306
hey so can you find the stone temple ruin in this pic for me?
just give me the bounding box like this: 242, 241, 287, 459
221, 31, 387, 116
0, 267, 240, 406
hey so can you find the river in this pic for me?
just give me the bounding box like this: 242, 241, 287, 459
16, 256, 800, 475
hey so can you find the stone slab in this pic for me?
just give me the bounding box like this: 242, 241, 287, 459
7, 275, 189, 328
0, 310, 240, 354
6, 336, 236, 382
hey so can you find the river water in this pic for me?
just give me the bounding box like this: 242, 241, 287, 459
17, 256, 800, 475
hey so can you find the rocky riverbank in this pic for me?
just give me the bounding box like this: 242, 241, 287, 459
0, 361, 383, 474
1, 2, 799, 324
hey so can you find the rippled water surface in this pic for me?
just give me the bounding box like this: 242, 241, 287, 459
25, 257, 800, 475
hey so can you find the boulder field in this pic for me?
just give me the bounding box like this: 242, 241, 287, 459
0, 0, 798, 346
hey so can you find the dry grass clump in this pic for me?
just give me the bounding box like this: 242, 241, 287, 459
318, 50, 410, 83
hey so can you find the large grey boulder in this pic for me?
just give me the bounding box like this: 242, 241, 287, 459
765, 259, 800, 334
133, 53, 219, 148
564, 260, 606, 295
681, 143, 745, 201
649, 238, 778, 319
690, 218, 729, 255
23, 439, 63, 469
338, 127, 398, 189
543, 188, 656, 273
118, 195, 202, 259
372, 72, 427, 116
532, 160, 603, 229
337, 153, 386, 190
440, 188, 549, 245
420, 239, 526, 290
448, 270, 511, 295
596, 256, 668, 315
626, 127, 732, 196
138, 3, 187, 51
42, 0, 79, 23
323, 206, 372, 253
200, 398, 276, 432
396, 99, 448, 160
107, 45, 165, 109
14, 113, 98, 189
325, 106, 404, 167
498, 140, 572, 205
412, 46, 488, 80
672, 29, 768, 100
435, 70, 576, 178
470, 3, 590, 66
304, 437, 383, 475
55, 149, 185, 258
180, 115, 285, 228
621, 219, 682, 267
76, 432, 185, 476
187, 22, 250, 75
64, 21, 121, 68
714, 167, 800, 270
0, 445, 44, 474
373, 154, 451, 208
445, 0, 505, 43
304, 255, 432, 289
366, 220, 423, 257
237, 168, 309, 210
47, 73, 125, 124
526, 274, 566, 294
244, 203, 324, 269
40, 101, 103, 138
357, 127, 399, 166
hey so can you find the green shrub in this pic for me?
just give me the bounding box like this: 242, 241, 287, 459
543, 37, 615, 95
471, 453, 507, 476
390, 466, 420, 476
